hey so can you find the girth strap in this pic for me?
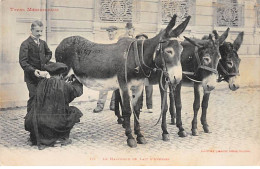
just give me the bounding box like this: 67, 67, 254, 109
133, 40, 151, 77
133, 40, 140, 73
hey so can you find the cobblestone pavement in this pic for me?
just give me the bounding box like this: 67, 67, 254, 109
0, 84, 260, 166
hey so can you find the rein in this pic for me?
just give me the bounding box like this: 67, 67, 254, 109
125, 37, 179, 127
152, 38, 179, 126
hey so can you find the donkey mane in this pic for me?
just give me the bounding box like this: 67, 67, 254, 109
183, 37, 213, 46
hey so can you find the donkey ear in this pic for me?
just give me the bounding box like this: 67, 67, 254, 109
165, 14, 177, 37
170, 16, 191, 37
233, 31, 244, 52
212, 30, 219, 39
217, 27, 230, 45
184, 36, 203, 48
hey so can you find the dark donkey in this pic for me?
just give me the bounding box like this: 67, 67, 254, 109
169, 29, 244, 136
55, 15, 191, 147
117, 27, 229, 141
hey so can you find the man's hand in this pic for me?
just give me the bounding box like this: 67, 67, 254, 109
39, 71, 50, 78
34, 70, 50, 78
65, 74, 76, 83
34, 69, 41, 77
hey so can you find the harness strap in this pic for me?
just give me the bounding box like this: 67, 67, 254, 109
133, 40, 140, 73
133, 40, 152, 77
184, 74, 203, 83
124, 40, 141, 124
199, 65, 218, 74
153, 81, 168, 126
141, 40, 153, 71
124, 41, 135, 83
194, 46, 202, 68
182, 71, 195, 75
218, 61, 239, 76
218, 61, 229, 75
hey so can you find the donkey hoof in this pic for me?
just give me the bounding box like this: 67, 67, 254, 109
191, 129, 199, 136
137, 137, 147, 144
127, 138, 137, 148
122, 124, 126, 129
178, 131, 187, 137
170, 118, 176, 125
203, 126, 210, 133
162, 134, 170, 141
117, 118, 124, 124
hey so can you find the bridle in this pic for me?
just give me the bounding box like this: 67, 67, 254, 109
217, 56, 240, 82
194, 46, 218, 74
124, 37, 181, 126
153, 37, 182, 126
183, 46, 219, 83
133, 37, 181, 90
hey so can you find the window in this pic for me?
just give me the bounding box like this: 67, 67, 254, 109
99, 0, 133, 23
161, 0, 195, 25
214, 0, 244, 27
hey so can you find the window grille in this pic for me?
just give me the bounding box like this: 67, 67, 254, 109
214, 0, 244, 27
161, 0, 195, 25
99, 0, 133, 23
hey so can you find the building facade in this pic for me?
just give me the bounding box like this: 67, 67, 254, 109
1, 0, 260, 108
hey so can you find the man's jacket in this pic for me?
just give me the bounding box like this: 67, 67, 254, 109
19, 36, 52, 83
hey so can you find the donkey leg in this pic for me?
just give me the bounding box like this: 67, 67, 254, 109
175, 82, 187, 137
134, 109, 147, 144
159, 83, 170, 141
169, 84, 176, 125
119, 87, 137, 148
134, 95, 147, 144
192, 83, 200, 136
132, 85, 146, 144
114, 89, 124, 125
201, 92, 211, 133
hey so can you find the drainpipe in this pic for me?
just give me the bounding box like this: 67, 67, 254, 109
46, 0, 48, 43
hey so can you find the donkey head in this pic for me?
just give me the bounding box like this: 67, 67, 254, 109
183, 28, 230, 93
154, 15, 191, 86
213, 30, 244, 91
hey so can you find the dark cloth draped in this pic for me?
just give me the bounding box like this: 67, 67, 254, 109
25, 77, 83, 146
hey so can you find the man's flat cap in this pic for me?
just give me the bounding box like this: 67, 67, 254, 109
106, 26, 118, 31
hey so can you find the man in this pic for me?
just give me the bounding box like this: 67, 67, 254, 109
19, 20, 52, 115
24, 62, 83, 150
135, 33, 153, 113
93, 26, 118, 113
107, 26, 118, 42
118, 22, 135, 39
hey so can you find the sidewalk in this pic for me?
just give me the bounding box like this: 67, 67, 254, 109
0, 85, 260, 165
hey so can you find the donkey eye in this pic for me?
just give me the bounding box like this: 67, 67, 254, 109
226, 61, 233, 68
164, 48, 174, 56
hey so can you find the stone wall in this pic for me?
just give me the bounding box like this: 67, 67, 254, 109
0, 0, 259, 108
